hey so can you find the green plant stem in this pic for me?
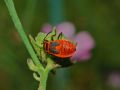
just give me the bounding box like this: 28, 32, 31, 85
38, 60, 54, 90
38, 70, 49, 90
4, 0, 53, 90
4, 0, 43, 68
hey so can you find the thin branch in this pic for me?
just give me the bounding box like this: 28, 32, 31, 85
4, 0, 43, 68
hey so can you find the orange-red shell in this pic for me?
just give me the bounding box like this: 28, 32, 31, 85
44, 39, 76, 58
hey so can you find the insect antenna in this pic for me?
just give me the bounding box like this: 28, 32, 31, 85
58, 32, 65, 40
43, 31, 52, 41
44, 27, 57, 41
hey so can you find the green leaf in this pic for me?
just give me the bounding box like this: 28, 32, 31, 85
27, 58, 38, 71
29, 35, 40, 52
29, 34, 36, 47
35, 32, 46, 47
33, 73, 40, 81
44, 27, 58, 41
35, 32, 48, 62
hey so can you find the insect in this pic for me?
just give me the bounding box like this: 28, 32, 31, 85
43, 31, 76, 58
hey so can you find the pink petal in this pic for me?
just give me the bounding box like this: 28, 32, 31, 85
75, 31, 95, 50
71, 49, 92, 62
71, 31, 95, 62
41, 23, 52, 33
107, 72, 120, 88
41, 22, 75, 39
56, 22, 75, 38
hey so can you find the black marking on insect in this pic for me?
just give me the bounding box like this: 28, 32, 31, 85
49, 42, 60, 54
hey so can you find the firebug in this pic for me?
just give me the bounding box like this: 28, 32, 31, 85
43, 31, 76, 58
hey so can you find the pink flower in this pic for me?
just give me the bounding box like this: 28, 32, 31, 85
41, 22, 95, 62
71, 31, 95, 62
41, 22, 75, 39
107, 72, 120, 88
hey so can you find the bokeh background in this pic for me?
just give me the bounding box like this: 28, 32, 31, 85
0, 0, 120, 90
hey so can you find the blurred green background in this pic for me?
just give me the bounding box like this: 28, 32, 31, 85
0, 0, 120, 90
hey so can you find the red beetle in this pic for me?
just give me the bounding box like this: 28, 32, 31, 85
43, 32, 76, 58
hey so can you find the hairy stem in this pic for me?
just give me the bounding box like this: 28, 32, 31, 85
4, 0, 43, 68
